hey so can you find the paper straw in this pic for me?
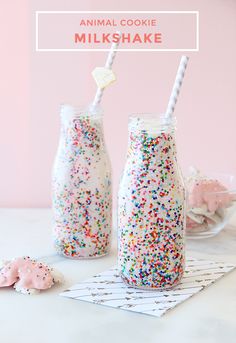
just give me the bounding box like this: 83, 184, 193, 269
165, 56, 189, 118
91, 31, 121, 110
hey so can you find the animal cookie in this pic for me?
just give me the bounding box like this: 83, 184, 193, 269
186, 169, 235, 231
0, 256, 63, 295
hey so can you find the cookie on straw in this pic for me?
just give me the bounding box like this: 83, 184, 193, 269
90, 31, 121, 112
92, 67, 116, 89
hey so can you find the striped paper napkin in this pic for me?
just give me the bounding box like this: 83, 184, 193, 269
60, 258, 235, 317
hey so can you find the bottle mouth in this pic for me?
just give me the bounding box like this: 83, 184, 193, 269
60, 104, 103, 118
129, 113, 176, 132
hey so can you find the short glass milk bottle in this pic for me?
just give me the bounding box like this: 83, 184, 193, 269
52, 105, 112, 259
118, 114, 186, 289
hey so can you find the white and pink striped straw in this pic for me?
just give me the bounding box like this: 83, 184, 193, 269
165, 55, 189, 118
91, 31, 121, 111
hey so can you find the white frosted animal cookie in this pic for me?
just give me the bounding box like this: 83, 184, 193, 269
203, 211, 223, 224
190, 204, 208, 215
187, 211, 205, 224
0, 257, 63, 295
92, 67, 116, 89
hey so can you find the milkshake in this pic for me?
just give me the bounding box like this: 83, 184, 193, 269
118, 114, 185, 289
52, 105, 112, 258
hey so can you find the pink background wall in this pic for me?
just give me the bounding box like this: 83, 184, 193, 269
0, 0, 236, 207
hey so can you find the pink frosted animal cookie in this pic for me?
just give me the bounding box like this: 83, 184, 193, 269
0, 257, 63, 295
186, 169, 235, 232
188, 179, 233, 212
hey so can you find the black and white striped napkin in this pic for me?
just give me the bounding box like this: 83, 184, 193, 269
60, 258, 235, 317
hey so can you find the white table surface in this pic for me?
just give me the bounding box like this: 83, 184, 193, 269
0, 209, 236, 343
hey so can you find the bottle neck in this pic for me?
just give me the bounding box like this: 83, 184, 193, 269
127, 115, 177, 158
60, 109, 104, 150
127, 128, 177, 165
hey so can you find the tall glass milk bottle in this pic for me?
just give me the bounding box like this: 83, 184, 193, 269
118, 114, 186, 289
52, 105, 112, 259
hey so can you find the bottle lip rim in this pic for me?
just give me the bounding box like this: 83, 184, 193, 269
129, 113, 176, 121
60, 103, 103, 118
128, 113, 177, 131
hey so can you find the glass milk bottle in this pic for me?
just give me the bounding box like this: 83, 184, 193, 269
118, 114, 186, 289
52, 105, 112, 259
